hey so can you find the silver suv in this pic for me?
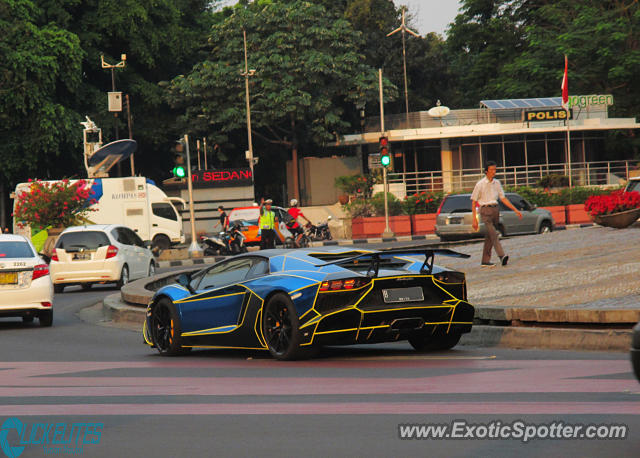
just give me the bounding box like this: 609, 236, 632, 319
435, 193, 555, 241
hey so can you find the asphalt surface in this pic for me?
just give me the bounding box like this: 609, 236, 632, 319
0, 277, 638, 457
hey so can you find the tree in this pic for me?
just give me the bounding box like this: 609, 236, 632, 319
0, 0, 84, 184
167, 0, 394, 199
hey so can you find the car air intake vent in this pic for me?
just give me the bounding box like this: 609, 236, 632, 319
310, 252, 370, 262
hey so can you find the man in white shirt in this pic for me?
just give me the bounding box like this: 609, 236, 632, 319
471, 161, 522, 266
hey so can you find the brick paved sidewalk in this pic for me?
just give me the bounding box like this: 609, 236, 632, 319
437, 225, 640, 310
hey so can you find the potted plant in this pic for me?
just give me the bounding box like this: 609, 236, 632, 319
584, 190, 640, 228
13, 179, 97, 256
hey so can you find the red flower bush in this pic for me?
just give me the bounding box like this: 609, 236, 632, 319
13, 180, 96, 230
584, 190, 640, 217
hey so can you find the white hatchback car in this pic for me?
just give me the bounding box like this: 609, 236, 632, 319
50, 225, 156, 293
0, 234, 54, 326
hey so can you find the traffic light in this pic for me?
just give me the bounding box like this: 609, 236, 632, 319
379, 136, 391, 168
172, 139, 186, 178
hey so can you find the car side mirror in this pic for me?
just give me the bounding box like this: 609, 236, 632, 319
143, 240, 153, 248
177, 273, 195, 294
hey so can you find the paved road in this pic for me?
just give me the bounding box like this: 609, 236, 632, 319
0, 283, 638, 457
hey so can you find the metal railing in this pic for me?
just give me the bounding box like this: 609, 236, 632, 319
389, 160, 636, 195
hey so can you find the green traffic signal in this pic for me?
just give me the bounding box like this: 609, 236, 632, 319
380, 154, 391, 167
172, 166, 186, 178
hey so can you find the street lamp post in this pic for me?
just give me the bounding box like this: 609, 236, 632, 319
241, 29, 256, 180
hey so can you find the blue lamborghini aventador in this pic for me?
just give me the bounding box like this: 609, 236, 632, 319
143, 247, 474, 360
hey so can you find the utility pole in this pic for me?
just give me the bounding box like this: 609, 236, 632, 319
379, 69, 394, 239
125, 94, 134, 175
387, 7, 420, 126
184, 135, 203, 258
241, 29, 256, 180
101, 54, 126, 140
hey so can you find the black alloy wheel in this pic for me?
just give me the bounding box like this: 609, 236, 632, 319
151, 299, 189, 356
263, 293, 304, 360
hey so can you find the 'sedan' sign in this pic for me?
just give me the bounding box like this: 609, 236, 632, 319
526, 109, 573, 122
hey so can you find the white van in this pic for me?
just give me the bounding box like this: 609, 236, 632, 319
13, 177, 185, 250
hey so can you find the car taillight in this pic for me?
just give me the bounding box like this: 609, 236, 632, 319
106, 245, 118, 259
50, 250, 59, 262
41, 301, 52, 307
319, 278, 371, 291
32, 264, 49, 280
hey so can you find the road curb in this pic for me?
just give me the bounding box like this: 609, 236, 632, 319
461, 325, 632, 351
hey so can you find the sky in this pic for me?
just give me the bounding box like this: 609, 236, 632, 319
217, 1, 464, 37
399, 0, 463, 36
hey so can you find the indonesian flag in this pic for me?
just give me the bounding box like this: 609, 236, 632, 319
561, 55, 569, 109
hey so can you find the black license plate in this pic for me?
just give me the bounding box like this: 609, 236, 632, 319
382, 287, 424, 303
448, 217, 463, 224
73, 253, 91, 260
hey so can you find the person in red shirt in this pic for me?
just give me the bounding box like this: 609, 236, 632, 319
287, 199, 311, 247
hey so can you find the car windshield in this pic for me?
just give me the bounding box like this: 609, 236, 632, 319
0, 241, 34, 258
56, 231, 110, 250
440, 196, 472, 213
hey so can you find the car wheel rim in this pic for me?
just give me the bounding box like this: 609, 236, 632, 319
152, 306, 173, 351
265, 303, 292, 355
122, 267, 129, 284
149, 264, 155, 276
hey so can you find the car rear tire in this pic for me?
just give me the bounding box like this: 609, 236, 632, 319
262, 293, 305, 360
409, 328, 462, 351
116, 265, 129, 289
284, 237, 295, 249
39, 310, 53, 327
81, 283, 92, 291
151, 298, 190, 356
54, 284, 65, 294
538, 221, 553, 234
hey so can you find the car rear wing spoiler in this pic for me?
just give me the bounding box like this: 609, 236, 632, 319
314, 248, 470, 277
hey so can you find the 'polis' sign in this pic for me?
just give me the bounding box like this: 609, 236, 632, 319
526, 109, 573, 122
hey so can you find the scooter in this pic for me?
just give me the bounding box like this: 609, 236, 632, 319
306, 216, 332, 241
200, 222, 248, 256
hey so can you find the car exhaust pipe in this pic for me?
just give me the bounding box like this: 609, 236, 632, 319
389, 318, 424, 331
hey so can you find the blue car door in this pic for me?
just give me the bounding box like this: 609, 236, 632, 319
179, 257, 258, 332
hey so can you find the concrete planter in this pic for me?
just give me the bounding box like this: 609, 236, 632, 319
410, 213, 437, 235
351, 215, 411, 239
593, 208, 640, 229
566, 204, 592, 224
540, 206, 566, 226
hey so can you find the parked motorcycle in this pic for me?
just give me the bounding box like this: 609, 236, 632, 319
200, 222, 248, 255
306, 216, 332, 241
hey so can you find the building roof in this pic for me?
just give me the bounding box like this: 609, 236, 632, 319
480, 97, 563, 110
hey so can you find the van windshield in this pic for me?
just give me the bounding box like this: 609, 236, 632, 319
56, 231, 110, 250
440, 196, 472, 213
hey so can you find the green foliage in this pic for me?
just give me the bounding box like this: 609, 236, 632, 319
343, 198, 375, 218
402, 191, 444, 215
505, 186, 620, 207
334, 174, 376, 197
167, 0, 392, 154
370, 192, 404, 216
537, 174, 570, 188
